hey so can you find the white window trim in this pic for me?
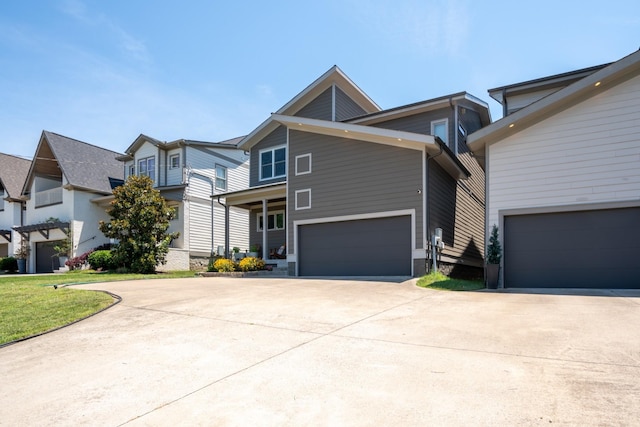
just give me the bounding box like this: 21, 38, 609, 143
259, 145, 287, 181
215, 164, 227, 191
257, 210, 285, 232
431, 119, 448, 144
169, 154, 180, 169
138, 156, 155, 179
295, 153, 312, 176
295, 189, 311, 210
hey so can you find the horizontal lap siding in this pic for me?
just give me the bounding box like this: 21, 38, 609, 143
335, 86, 367, 121
294, 87, 332, 120
288, 130, 423, 251
488, 74, 640, 228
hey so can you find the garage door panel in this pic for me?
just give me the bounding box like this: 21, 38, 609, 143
505, 207, 640, 288
299, 216, 411, 276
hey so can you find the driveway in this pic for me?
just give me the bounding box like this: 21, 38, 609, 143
1, 277, 639, 426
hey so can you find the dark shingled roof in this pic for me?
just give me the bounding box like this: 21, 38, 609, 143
0, 153, 31, 200
27, 131, 124, 195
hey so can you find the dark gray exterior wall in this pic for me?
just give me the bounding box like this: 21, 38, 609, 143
287, 130, 423, 254
249, 206, 286, 256
335, 86, 367, 121
372, 104, 485, 267
294, 87, 333, 120
371, 110, 456, 151
249, 126, 288, 187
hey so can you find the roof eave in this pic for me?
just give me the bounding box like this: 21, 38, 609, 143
468, 50, 640, 156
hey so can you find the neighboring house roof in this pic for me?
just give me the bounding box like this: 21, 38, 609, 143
273, 114, 470, 180
118, 134, 245, 160
238, 65, 381, 150
0, 153, 31, 201
22, 131, 124, 195
347, 92, 491, 126
488, 63, 610, 106
467, 49, 640, 168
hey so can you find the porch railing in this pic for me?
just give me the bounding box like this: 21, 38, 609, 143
35, 187, 63, 207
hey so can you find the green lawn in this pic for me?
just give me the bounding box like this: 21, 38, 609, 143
416, 271, 485, 291
0, 270, 197, 345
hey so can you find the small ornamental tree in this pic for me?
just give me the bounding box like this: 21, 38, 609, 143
486, 224, 502, 265
99, 175, 179, 273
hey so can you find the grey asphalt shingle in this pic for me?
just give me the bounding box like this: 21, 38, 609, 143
0, 153, 31, 199
42, 131, 124, 194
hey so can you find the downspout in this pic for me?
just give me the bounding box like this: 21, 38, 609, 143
426, 143, 444, 273
186, 169, 215, 257
215, 196, 230, 259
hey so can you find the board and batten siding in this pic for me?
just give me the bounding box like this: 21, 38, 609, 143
487, 73, 640, 229
250, 126, 288, 187
294, 87, 333, 120
287, 130, 424, 251
335, 86, 367, 121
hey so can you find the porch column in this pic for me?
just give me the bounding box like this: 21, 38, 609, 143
262, 199, 268, 260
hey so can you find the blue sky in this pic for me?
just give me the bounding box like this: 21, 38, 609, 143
1, 0, 638, 158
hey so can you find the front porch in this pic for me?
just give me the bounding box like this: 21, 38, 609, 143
215, 182, 289, 271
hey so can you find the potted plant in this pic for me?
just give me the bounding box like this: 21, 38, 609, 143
54, 233, 72, 268
485, 224, 502, 289
232, 246, 244, 261
248, 244, 260, 258
15, 241, 30, 274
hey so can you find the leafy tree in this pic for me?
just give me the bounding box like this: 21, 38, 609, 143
99, 175, 179, 273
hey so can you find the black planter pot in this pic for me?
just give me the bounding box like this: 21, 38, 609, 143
17, 259, 27, 274
485, 264, 500, 289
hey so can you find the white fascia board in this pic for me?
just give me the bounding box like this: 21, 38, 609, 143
273, 114, 439, 153
468, 49, 640, 153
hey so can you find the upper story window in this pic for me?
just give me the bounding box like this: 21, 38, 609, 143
215, 164, 227, 191
260, 146, 286, 181
0, 187, 4, 211
169, 154, 180, 169
138, 157, 155, 180
431, 119, 448, 145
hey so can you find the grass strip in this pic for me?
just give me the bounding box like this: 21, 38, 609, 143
416, 271, 485, 291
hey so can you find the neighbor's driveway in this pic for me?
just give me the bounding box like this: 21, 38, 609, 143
1, 277, 639, 426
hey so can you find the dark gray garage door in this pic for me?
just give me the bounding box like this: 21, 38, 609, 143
36, 241, 60, 273
504, 207, 640, 288
298, 216, 412, 276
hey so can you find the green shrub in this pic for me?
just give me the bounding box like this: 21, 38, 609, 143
0, 256, 18, 272
88, 250, 114, 270
213, 258, 236, 272
238, 257, 265, 272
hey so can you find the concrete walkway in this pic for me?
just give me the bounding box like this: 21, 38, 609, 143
1, 277, 639, 426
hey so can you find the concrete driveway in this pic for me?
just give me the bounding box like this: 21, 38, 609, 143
1, 277, 639, 426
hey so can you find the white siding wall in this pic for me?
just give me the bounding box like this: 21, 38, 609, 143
133, 142, 159, 185
166, 148, 183, 186
488, 74, 640, 228
0, 201, 23, 256
184, 146, 250, 256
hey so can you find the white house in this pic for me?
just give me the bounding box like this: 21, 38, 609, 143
468, 50, 640, 289
16, 131, 123, 273
115, 134, 250, 269
0, 153, 31, 259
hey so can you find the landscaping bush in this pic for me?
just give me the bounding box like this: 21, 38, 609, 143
0, 256, 18, 272
212, 258, 236, 272
65, 249, 94, 270
238, 257, 265, 272
88, 250, 114, 270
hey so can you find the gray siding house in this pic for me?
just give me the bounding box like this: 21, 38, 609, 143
220, 66, 489, 277
468, 50, 640, 288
